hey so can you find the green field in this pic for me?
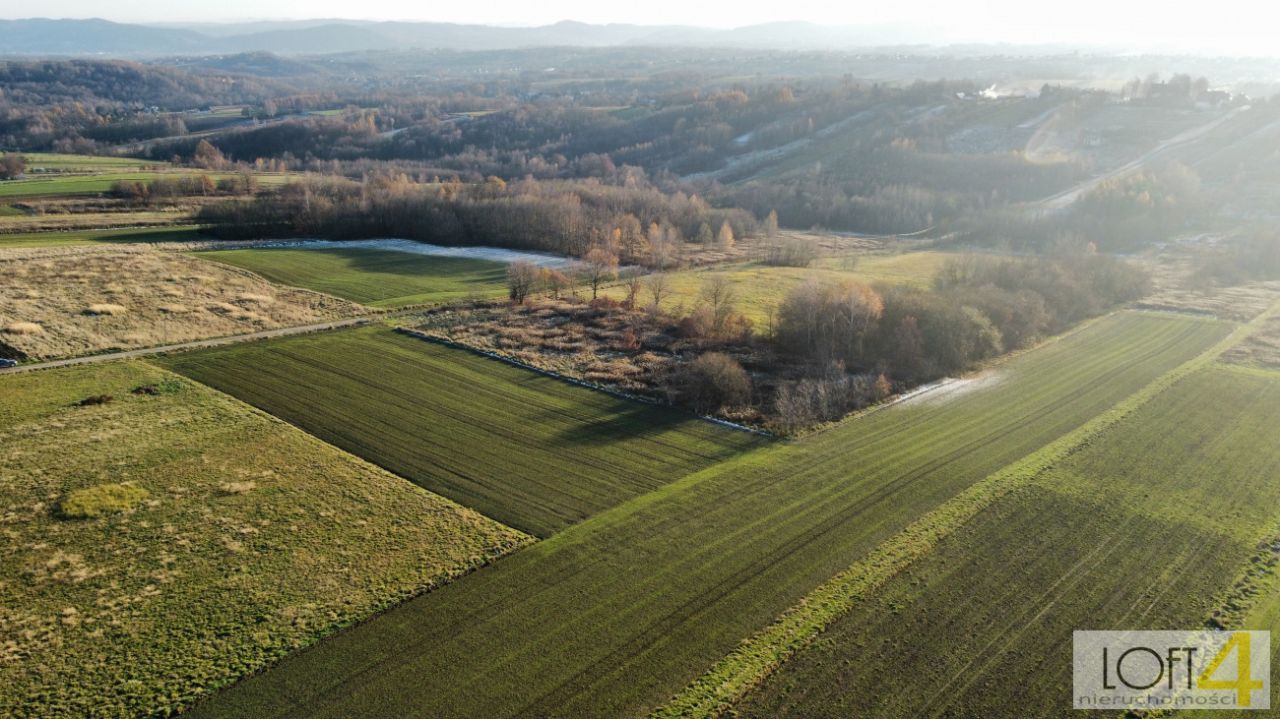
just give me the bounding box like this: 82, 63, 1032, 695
183, 312, 1229, 719
738, 364, 1280, 718
198, 247, 510, 307
160, 327, 760, 536
0, 361, 529, 719
19, 153, 169, 172
601, 252, 960, 325
0, 171, 291, 199
0, 226, 207, 248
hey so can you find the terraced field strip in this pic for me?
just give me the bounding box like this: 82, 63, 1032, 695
20, 152, 171, 171
0, 226, 206, 249
737, 363, 1280, 718
160, 327, 759, 537
183, 312, 1228, 719
0, 171, 290, 199
198, 247, 509, 307
655, 303, 1280, 719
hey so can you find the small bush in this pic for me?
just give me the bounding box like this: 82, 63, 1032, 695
57, 483, 149, 519
75, 394, 114, 406
3, 321, 43, 335
131, 379, 183, 396
85, 303, 128, 316
672, 352, 752, 414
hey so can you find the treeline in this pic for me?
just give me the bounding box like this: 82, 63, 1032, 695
197, 175, 757, 264
767, 251, 1150, 429
109, 173, 259, 202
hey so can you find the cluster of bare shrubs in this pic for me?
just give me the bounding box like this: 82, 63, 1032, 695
110, 172, 258, 205
776, 249, 1149, 384
771, 367, 892, 434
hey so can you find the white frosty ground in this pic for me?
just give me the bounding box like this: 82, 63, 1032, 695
258, 238, 578, 268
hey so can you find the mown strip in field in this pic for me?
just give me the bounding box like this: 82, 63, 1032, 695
183, 312, 1229, 719
736, 364, 1280, 718
0, 361, 530, 718
198, 247, 508, 307
160, 327, 759, 536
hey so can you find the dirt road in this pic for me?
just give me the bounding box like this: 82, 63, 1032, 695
1034, 105, 1250, 212
0, 316, 375, 374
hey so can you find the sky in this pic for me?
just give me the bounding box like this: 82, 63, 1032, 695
4, 0, 1279, 55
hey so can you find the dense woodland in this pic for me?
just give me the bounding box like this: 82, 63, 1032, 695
197, 175, 755, 263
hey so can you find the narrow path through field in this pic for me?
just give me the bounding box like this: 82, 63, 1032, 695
0, 315, 377, 374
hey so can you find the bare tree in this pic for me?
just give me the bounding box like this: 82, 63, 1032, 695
645, 272, 670, 308
700, 275, 738, 332
540, 267, 569, 299
583, 248, 619, 300
623, 274, 644, 308
717, 221, 736, 250
507, 261, 540, 304
764, 209, 779, 239
0, 154, 25, 180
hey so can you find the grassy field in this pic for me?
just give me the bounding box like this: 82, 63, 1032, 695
0, 210, 193, 234
159, 327, 761, 536
18, 153, 170, 171
600, 252, 960, 325
0, 226, 206, 249
182, 312, 1229, 719
0, 361, 530, 719
0, 246, 361, 360
0, 171, 290, 199
198, 247, 510, 307
738, 363, 1280, 718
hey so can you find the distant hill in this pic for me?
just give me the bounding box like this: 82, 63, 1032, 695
0, 18, 207, 55
0, 18, 950, 57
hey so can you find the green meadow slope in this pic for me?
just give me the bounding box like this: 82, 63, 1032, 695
0, 361, 529, 719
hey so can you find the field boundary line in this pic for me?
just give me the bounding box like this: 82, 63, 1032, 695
649, 307, 1278, 719
394, 326, 774, 437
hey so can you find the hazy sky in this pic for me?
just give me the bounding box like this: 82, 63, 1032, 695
5, 0, 1279, 55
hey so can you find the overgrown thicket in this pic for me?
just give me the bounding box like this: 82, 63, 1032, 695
767, 251, 1150, 429
1196, 229, 1280, 286
481, 248, 1150, 433
197, 175, 757, 264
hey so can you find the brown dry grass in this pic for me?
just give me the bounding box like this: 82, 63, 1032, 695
1223, 313, 1280, 369
1139, 248, 1280, 322
0, 246, 363, 359
3, 321, 43, 335
418, 300, 680, 396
